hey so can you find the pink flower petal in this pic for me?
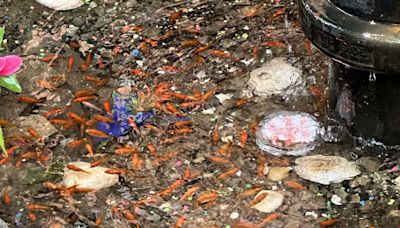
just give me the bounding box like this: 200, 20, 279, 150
0, 55, 23, 76
0, 58, 5, 73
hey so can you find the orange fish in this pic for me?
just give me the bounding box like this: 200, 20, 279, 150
122, 210, 136, 221
284, 180, 305, 190
212, 124, 219, 146
319, 219, 339, 227
173, 216, 187, 228
115, 146, 138, 155
238, 129, 248, 148
90, 157, 106, 167
217, 167, 239, 181
194, 44, 211, 54
67, 112, 87, 124
26, 204, 52, 211
196, 192, 218, 205
94, 114, 114, 123
3, 189, 11, 206
67, 56, 75, 72
85, 143, 94, 156
238, 187, 262, 199
208, 156, 230, 164
85, 129, 110, 138
262, 41, 286, 48
17, 96, 42, 104
258, 213, 280, 227
42, 107, 66, 119
105, 168, 128, 175
28, 212, 37, 221
146, 144, 157, 156
67, 139, 86, 148
181, 101, 204, 109
179, 186, 200, 201
169, 11, 180, 24
74, 90, 96, 98
27, 128, 41, 139
103, 100, 112, 115
73, 95, 97, 102
131, 153, 143, 170
181, 39, 200, 48
173, 120, 192, 128
218, 142, 232, 157
67, 164, 89, 173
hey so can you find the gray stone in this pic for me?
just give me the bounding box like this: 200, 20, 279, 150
357, 156, 380, 172
5, 115, 57, 140
350, 174, 371, 188
126, 0, 138, 8
16, 59, 66, 95
89, 1, 98, 8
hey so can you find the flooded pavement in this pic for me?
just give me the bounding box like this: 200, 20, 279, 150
0, 0, 399, 227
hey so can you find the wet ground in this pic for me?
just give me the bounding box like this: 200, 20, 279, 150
0, 0, 399, 227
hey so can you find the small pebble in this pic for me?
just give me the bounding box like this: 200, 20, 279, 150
230, 212, 239, 220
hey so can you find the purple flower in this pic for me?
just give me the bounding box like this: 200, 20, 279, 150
0, 55, 23, 77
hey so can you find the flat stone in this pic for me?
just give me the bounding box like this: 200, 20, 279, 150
62, 161, 119, 191
294, 155, 361, 185
267, 167, 291, 182
16, 59, 66, 95
251, 190, 284, 213
247, 57, 303, 98
5, 115, 57, 139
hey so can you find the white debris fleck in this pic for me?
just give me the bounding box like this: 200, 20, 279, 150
305, 211, 318, 219
201, 107, 216, 115
216, 93, 233, 104
230, 212, 240, 220
331, 194, 342, 205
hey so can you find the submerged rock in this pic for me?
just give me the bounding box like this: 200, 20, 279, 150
62, 162, 119, 191
5, 115, 57, 140
267, 167, 291, 181
251, 190, 284, 213
247, 57, 303, 98
35, 0, 84, 11
294, 155, 361, 185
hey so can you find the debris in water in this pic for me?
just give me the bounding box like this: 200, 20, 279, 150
256, 111, 323, 156
251, 190, 284, 213
294, 155, 361, 185
62, 161, 119, 191
247, 57, 304, 98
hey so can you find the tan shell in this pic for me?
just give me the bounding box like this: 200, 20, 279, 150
251, 190, 284, 213
36, 0, 84, 11
294, 155, 360, 185
62, 162, 119, 191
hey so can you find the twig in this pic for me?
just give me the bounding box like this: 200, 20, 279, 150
48, 42, 66, 66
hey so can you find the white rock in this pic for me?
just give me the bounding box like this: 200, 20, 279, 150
230, 211, 239, 220
267, 167, 291, 182
394, 176, 400, 190
251, 190, 284, 213
62, 162, 119, 191
247, 57, 303, 98
331, 194, 342, 205
294, 155, 361, 185
36, 0, 84, 10
215, 93, 233, 104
